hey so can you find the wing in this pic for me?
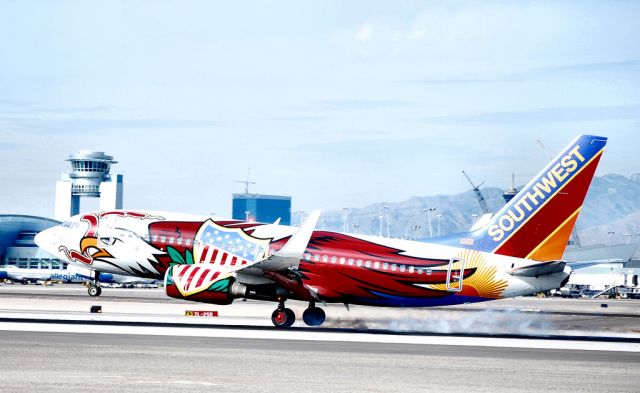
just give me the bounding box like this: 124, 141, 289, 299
165, 210, 321, 298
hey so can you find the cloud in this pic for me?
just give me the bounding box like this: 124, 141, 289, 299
315, 99, 409, 110
424, 104, 640, 125
396, 77, 522, 85
532, 60, 640, 73
0, 117, 227, 134
0, 142, 26, 151
0, 105, 121, 115
354, 23, 374, 42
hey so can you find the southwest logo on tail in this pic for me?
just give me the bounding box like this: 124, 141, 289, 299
468, 134, 607, 261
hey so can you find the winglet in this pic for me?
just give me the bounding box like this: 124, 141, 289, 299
275, 210, 321, 258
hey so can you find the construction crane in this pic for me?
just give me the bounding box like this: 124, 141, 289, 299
235, 169, 256, 194
462, 170, 491, 215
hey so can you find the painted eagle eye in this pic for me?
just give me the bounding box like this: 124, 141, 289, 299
99, 237, 120, 246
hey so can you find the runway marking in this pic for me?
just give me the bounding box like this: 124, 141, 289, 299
1, 322, 639, 353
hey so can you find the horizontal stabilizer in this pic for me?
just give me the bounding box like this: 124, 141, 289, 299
508, 260, 566, 277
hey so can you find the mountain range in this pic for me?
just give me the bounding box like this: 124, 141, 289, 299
316, 173, 640, 253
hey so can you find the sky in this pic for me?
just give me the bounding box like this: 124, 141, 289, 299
0, 0, 639, 218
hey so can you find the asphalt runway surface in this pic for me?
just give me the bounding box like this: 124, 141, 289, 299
1, 330, 639, 393
2, 285, 640, 392
2, 284, 640, 335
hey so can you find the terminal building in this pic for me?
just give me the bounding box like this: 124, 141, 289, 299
232, 193, 291, 225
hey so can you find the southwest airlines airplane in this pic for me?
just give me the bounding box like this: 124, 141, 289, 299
35, 135, 606, 327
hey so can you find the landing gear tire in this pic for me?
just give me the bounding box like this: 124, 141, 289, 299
271, 308, 295, 328
88, 285, 102, 297
302, 307, 326, 326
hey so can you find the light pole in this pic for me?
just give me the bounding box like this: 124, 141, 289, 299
436, 214, 442, 237
244, 210, 250, 221
299, 210, 305, 226
384, 205, 390, 238
342, 208, 349, 233
378, 215, 384, 237
352, 224, 360, 233
423, 208, 436, 238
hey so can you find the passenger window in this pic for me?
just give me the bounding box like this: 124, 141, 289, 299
168, 237, 174, 244
304, 253, 311, 261
391, 264, 397, 271
160, 236, 166, 243
339, 257, 345, 264
314, 254, 320, 262
418, 268, 423, 275
408, 266, 414, 273
345, 258, 351, 265
374, 261, 380, 269
152, 235, 158, 242
185, 239, 192, 246
426, 268, 432, 275
356, 259, 362, 267
365, 260, 371, 268
383, 263, 388, 270
331, 256, 337, 263
322, 255, 328, 263
400, 265, 406, 272
177, 238, 183, 245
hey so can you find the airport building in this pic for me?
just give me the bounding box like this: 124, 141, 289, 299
0, 215, 63, 280
232, 193, 291, 225
55, 151, 123, 221
0, 150, 122, 280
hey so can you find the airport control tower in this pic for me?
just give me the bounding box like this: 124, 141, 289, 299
54, 151, 123, 220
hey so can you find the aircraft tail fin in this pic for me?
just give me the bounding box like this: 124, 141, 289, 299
468, 135, 607, 261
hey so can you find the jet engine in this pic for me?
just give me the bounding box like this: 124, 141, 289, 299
164, 265, 283, 305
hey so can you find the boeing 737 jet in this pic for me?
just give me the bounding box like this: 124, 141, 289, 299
35, 135, 607, 327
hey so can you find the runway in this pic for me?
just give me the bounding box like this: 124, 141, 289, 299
1, 285, 640, 392
1, 331, 639, 393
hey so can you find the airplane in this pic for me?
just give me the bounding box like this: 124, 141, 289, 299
35, 134, 607, 327
1, 264, 158, 286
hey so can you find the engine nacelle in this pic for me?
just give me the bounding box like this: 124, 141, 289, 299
164, 265, 286, 305
164, 265, 235, 305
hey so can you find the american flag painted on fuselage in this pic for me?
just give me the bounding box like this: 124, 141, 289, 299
172, 264, 223, 296
192, 219, 270, 269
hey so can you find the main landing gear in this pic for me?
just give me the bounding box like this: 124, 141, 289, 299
88, 271, 102, 297
302, 301, 325, 327
271, 298, 295, 328
270, 299, 326, 328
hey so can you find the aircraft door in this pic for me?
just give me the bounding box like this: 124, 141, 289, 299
446, 257, 465, 292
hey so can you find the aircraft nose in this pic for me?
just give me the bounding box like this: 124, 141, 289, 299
35, 226, 60, 256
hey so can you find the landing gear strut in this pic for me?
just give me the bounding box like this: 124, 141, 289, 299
271, 298, 295, 328
302, 301, 326, 327
88, 271, 102, 297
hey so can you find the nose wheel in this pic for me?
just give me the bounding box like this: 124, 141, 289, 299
302, 305, 326, 326
88, 284, 102, 297
88, 271, 102, 297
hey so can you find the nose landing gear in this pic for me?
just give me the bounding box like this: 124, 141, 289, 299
88, 271, 102, 297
